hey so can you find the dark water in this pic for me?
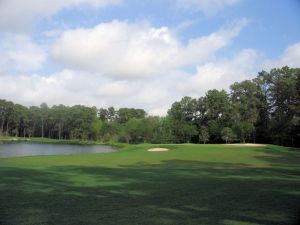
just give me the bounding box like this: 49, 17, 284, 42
0, 142, 116, 158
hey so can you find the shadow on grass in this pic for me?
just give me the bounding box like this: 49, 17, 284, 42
255, 147, 300, 169
0, 159, 300, 225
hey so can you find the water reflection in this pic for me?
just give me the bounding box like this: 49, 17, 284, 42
0, 142, 116, 157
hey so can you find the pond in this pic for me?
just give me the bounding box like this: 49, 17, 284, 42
0, 142, 116, 158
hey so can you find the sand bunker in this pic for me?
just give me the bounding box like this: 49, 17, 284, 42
148, 148, 169, 152
225, 143, 266, 147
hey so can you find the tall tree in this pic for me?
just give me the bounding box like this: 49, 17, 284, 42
0, 99, 7, 135
202, 89, 232, 142
40, 103, 49, 138
253, 71, 272, 143
268, 67, 300, 146
230, 80, 259, 142
167, 97, 198, 143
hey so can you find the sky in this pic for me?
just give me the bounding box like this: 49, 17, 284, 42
0, 0, 300, 115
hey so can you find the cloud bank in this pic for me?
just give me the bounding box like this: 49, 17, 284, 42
52, 19, 248, 79
0, 35, 46, 72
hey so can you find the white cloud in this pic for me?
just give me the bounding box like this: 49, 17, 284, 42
264, 42, 300, 69
176, 0, 240, 15
0, 0, 122, 32
177, 42, 300, 98
52, 19, 248, 79
0, 70, 177, 115
52, 21, 179, 78
0, 35, 46, 72
177, 49, 259, 96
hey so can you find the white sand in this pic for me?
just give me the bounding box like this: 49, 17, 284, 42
148, 148, 169, 152
224, 143, 266, 147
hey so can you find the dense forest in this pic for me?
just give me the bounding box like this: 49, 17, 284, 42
0, 66, 299, 147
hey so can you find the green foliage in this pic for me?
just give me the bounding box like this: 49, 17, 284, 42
233, 121, 255, 143
100, 121, 121, 143
221, 127, 237, 143
199, 126, 209, 144
203, 89, 230, 122
116, 108, 146, 124
120, 118, 143, 143
167, 97, 198, 143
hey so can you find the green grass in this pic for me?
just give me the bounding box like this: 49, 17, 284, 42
0, 136, 103, 145
0, 144, 299, 225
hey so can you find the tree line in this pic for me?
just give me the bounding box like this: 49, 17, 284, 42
0, 66, 299, 147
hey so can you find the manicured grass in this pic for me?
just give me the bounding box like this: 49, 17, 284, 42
0, 144, 299, 225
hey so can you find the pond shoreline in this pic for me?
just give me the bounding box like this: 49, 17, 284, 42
0, 137, 106, 146
0, 141, 116, 158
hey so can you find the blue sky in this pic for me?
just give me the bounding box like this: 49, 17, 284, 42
0, 0, 300, 115
37, 0, 300, 55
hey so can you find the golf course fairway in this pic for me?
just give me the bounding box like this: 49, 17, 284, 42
0, 144, 299, 225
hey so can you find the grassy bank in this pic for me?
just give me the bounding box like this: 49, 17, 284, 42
0, 144, 299, 225
0, 136, 104, 145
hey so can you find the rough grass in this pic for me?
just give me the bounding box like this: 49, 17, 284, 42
0, 144, 299, 225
